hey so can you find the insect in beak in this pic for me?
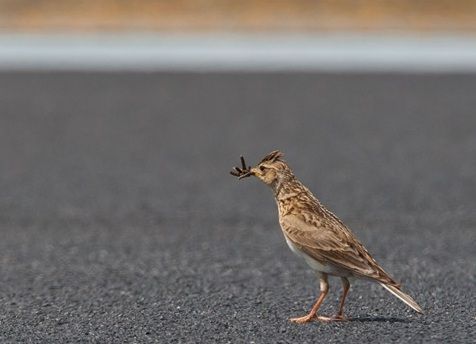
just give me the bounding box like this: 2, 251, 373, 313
230, 156, 253, 180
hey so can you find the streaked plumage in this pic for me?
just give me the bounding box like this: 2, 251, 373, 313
231, 150, 423, 322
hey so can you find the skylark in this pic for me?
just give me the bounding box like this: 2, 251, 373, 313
230, 150, 423, 323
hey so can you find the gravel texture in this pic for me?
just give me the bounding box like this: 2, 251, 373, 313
0, 72, 475, 343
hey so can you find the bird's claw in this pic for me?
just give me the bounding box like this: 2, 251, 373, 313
316, 315, 348, 322
289, 314, 315, 324
289, 314, 348, 324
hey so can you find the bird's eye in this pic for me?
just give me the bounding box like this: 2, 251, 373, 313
259, 166, 265, 171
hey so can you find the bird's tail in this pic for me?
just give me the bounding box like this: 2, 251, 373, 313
380, 283, 424, 314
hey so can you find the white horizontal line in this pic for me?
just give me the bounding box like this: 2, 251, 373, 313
1, 34, 476, 72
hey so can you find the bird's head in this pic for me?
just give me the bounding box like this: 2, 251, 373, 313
230, 150, 293, 187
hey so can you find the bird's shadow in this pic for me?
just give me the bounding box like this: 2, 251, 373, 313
349, 315, 411, 323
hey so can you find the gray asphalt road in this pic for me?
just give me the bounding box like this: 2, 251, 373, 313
0, 72, 475, 343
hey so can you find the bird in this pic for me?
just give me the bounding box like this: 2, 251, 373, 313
230, 150, 423, 323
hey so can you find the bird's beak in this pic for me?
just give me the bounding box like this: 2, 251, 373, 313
239, 166, 261, 180
245, 167, 261, 178
238, 169, 255, 179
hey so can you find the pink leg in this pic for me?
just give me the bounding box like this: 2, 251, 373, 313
290, 274, 329, 324
318, 277, 350, 322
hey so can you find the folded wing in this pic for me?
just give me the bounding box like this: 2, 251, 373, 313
281, 212, 399, 286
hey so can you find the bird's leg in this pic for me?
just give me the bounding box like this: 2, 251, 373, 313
290, 274, 329, 324
318, 277, 350, 322
336, 277, 350, 319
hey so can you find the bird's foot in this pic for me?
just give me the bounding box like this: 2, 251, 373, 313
317, 314, 348, 322
289, 314, 315, 324
290, 314, 348, 324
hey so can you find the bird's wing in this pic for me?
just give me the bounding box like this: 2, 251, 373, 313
281, 212, 398, 286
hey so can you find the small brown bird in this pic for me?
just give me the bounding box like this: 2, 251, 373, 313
230, 150, 423, 323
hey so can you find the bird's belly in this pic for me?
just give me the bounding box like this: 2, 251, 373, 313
285, 237, 346, 276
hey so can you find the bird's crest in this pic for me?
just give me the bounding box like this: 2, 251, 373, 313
260, 150, 284, 163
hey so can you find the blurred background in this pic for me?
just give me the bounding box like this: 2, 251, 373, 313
1, 0, 476, 32
0, 1, 475, 343
1, 0, 476, 71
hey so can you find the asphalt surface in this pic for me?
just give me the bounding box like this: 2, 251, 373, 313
0, 72, 475, 343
